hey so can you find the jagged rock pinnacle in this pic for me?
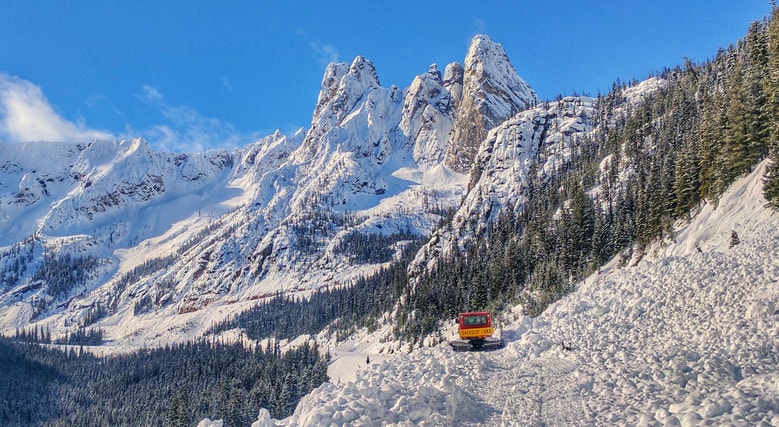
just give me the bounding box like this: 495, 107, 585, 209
444, 34, 539, 174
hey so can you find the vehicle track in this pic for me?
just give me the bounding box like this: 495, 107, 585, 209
463, 350, 584, 426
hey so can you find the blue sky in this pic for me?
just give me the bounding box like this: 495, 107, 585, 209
0, 1, 772, 152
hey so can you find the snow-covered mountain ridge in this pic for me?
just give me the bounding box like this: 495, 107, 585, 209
0, 34, 543, 348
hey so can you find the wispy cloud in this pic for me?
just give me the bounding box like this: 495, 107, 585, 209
472, 18, 486, 35
140, 85, 163, 102
309, 41, 339, 66
135, 85, 253, 152
297, 27, 339, 66
0, 74, 113, 143
0, 74, 260, 152
221, 76, 233, 92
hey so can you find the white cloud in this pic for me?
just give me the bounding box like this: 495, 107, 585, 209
472, 18, 486, 34
309, 41, 340, 66
135, 85, 253, 152
221, 76, 233, 92
0, 74, 113, 143
140, 84, 163, 102
0, 74, 259, 152
297, 28, 340, 67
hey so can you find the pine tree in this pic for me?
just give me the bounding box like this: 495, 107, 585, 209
768, 8, 779, 139
764, 159, 779, 208
744, 21, 771, 162
764, 6, 779, 208
674, 135, 701, 218
698, 92, 729, 201
724, 61, 753, 179
166, 390, 190, 427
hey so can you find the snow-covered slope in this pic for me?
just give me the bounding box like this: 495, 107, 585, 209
0, 139, 233, 246
240, 160, 779, 427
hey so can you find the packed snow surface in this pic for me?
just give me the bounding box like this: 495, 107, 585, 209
224, 162, 779, 426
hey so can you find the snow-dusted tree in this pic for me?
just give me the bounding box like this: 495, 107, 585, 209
764, 6, 779, 209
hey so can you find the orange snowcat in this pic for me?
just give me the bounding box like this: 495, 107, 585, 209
449, 311, 505, 351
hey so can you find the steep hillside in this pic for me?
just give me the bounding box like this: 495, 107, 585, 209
393, 13, 779, 341
238, 160, 779, 427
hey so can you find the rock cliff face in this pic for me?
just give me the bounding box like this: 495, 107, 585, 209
0, 34, 555, 348
401, 64, 456, 169
445, 34, 539, 173
414, 97, 597, 273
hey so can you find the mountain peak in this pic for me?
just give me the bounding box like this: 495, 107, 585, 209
427, 63, 442, 81
444, 34, 539, 173
298, 56, 384, 161
313, 56, 382, 122
467, 33, 495, 52
348, 56, 381, 88
463, 33, 537, 112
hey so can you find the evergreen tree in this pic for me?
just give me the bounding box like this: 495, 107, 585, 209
764, 159, 779, 208
0, 337, 328, 425
724, 61, 754, 178
166, 390, 190, 427
764, 6, 779, 207
698, 92, 729, 201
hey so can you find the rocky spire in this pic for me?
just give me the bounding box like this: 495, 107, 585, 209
297, 56, 382, 161
444, 34, 538, 173
401, 63, 457, 168
442, 62, 464, 110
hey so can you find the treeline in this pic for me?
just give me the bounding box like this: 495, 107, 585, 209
334, 230, 419, 264
14, 325, 103, 346
29, 253, 101, 320
209, 238, 423, 342
0, 336, 328, 426
288, 210, 365, 255
1, 238, 105, 323
0, 235, 37, 291
14, 324, 52, 344
394, 10, 779, 344
54, 326, 103, 346
30, 253, 100, 301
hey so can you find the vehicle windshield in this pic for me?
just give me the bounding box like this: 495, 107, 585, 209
463, 315, 487, 326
